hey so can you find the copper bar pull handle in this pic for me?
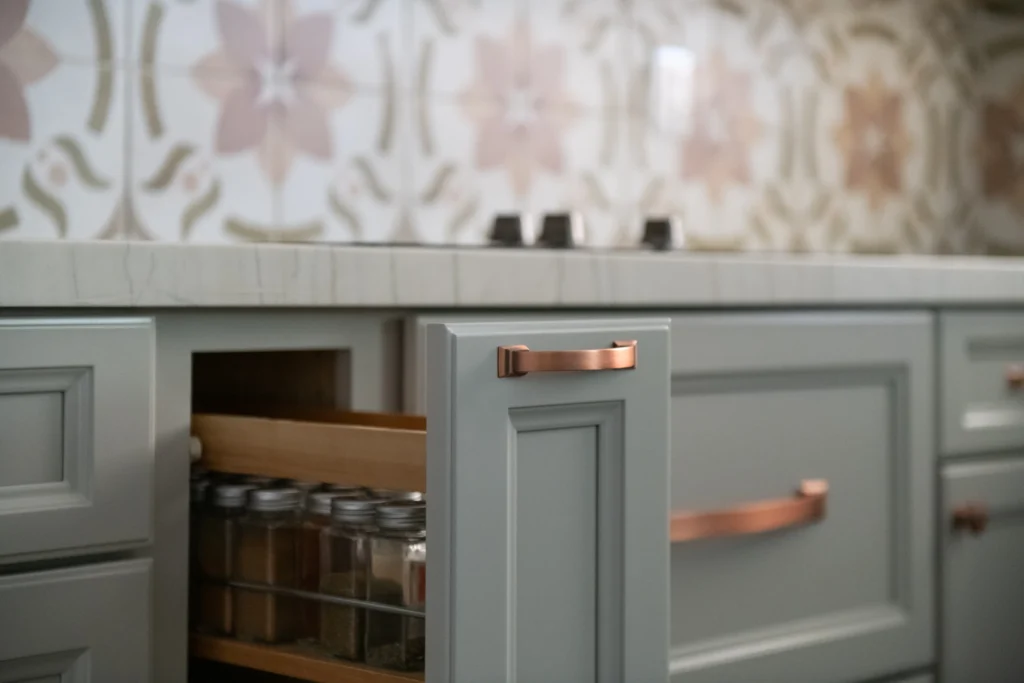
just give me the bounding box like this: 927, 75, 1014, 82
1007, 365, 1024, 389
670, 479, 829, 543
497, 340, 637, 378
952, 503, 989, 535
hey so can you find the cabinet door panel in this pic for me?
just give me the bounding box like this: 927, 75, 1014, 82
943, 458, 1024, 683
426, 319, 670, 683
0, 318, 153, 561
668, 313, 934, 683
0, 560, 151, 682
941, 312, 1024, 454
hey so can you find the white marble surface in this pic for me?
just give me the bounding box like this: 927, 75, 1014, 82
1, 240, 1024, 308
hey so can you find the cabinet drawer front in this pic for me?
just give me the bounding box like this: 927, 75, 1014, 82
669, 313, 934, 683
943, 458, 1024, 683
941, 312, 1024, 454
0, 559, 151, 682
0, 318, 154, 561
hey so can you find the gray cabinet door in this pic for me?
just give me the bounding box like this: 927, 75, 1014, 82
425, 319, 670, 683
941, 312, 1024, 455
669, 313, 934, 683
943, 457, 1024, 683
0, 318, 154, 561
0, 559, 151, 682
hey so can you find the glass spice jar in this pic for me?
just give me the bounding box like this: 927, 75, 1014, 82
296, 490, 362, 640
323, 484, 368, 497
287, 480, 322, 508
233, 487, 302, 643
189, 477, 210, 630
242, 475, 278, 487
196, 483, 255, 635
369, 488, 423, 502
320, 497, 385, 660
365, 501, 426, 671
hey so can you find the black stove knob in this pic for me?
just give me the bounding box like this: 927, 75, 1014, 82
641, 217, 679, 251
538, 212, 584, 249
489, 214, 526, 247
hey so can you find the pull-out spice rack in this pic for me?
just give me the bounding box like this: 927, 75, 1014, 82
190, 409, 428, 683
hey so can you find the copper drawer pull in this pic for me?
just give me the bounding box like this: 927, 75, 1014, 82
952, 503, 989, 535
670, 479, 829, 543
497, 340, 637, 378
1007, 365, 1024, 389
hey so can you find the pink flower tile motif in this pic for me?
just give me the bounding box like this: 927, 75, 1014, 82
412, 0, 523, 100
0, 0, 58, 142
286, 0, 407, 91
190, 0, 354, 185
459, 20, 580, 199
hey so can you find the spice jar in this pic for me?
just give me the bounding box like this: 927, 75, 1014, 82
369, 488, 423, 502
233, 487, 302, 643
324, 484, 367, 497
189, 478, 210, 630
196, 483, 254, 634
287, 480, 322, 507
296, 490, 360, 640
365, 501, 426, 671
320, 497, 384, 660
242, 475, 278, 487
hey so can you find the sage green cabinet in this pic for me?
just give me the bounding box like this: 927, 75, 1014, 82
668, 313, 934, 683
0, 559, 151, 682
943, 457, 1024, 683
425, 319, 671, 682
0, 318, 154, 562
941, 312, 1024, 455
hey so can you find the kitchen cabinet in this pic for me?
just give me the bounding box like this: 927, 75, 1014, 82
941, 312, 1024, 455
0, 559, 151, 682
0, 317, 153, 562
162, 313, 670, 682
668, 313, 934, 683
942, 457, 1024, 683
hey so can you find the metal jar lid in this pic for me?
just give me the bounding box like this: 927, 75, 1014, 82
287, 479, 322, 491
375, 500, 426, 529
247, 487, 302, 512
242, 475, 278, 487
212, 483, 257, 508
323, 483, 367, 496
331, 496, 385, 522
190, 478, 211, 504
369, 488, 424, 502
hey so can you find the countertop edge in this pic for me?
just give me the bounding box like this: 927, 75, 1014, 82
2, 241, 1023, 308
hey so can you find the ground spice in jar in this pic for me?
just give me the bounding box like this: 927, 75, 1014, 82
189, 477, 210, 630
233, 487, 302, 644
365, 501, 426, 672
319, 497, 384, 660
195, 483, 254, 635
296, 490, 364, 640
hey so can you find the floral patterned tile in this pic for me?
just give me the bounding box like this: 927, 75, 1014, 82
282, 0, 408, 91
410, 89, 624, 246
0, 3, 124, 240
526, 0, 630, 112
132, 68, 278, 242
277, 88, 409, 243
19, 0, 126, 65
411, 0, 525, 101
0, 67, 124, 240
133, 0, 275, 73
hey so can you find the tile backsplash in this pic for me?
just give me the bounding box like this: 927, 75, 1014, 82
2, 0, 1024, 254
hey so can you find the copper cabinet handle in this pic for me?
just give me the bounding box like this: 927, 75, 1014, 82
1007, 365, 1024, 389
670, 479, 829, 543
497, 340, 637, 378
952, 503, 989, 535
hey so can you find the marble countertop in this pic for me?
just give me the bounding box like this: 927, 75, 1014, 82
2, 240, 1024, 308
